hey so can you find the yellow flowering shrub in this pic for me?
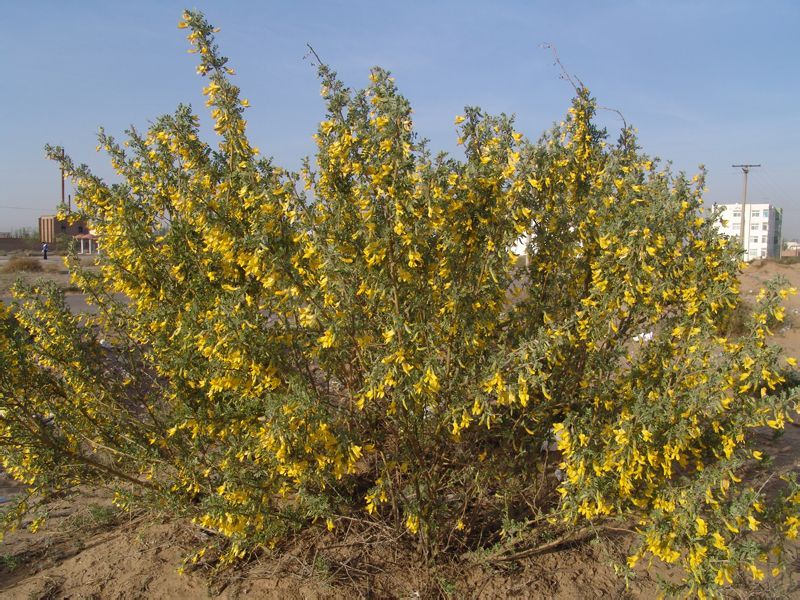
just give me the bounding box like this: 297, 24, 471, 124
1, 10, 799, 595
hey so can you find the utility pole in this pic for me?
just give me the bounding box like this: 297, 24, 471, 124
733, 164, 760, 259
60, 148, 66, 209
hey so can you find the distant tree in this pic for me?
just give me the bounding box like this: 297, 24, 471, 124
11, 226, 38, 240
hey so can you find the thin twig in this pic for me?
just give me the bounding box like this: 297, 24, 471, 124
305, 44, 325, 68
539, 43, 583, 91
490, 526, 598, 563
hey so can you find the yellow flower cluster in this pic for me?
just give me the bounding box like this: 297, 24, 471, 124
1, 12, 796, 591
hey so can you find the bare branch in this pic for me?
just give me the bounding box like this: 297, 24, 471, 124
540, 42, 583, 91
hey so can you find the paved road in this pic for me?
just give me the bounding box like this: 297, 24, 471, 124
1, 293, 107, 314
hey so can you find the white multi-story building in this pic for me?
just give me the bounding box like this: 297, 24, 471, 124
715, 203, 782, 261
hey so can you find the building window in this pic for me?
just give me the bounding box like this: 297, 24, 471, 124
763, 209, 770, 217
733, 211, 741, 218
751, 223, 759, 230
752, 210, 760, 217
761, 250, 767, 258
751, 236, 759, 244
762, 223, 768, 230
762, 236, 768, 243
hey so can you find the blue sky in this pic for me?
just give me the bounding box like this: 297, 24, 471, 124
1, 1, 798, 235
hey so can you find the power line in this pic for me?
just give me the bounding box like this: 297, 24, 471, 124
752, 168, 795, 204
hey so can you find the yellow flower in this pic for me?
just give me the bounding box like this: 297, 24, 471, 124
454, 115, 465, 125
715, 567, 733, 585
711, 532, 727, 551
687, 544, 707, 570
407, 249, 423, 268
747, 514, 760, 531
418, 367, 440, 394
318, 328, 336, 348
695, 517, 707, 537
406, 514, 419, 534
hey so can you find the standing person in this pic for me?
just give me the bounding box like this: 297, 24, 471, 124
42, 242, 48, 260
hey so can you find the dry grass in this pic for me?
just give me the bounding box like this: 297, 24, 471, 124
0, 259, 83, 295
0, 257, 43, 274
43, 262, 69, 275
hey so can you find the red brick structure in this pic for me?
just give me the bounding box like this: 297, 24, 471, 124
38, 215, 88, 244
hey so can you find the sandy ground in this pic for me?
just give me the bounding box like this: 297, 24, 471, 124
3, 259, 800, 598
0, 493, 681, 600
739, 259, 800, 356
0, 256, 73, 296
